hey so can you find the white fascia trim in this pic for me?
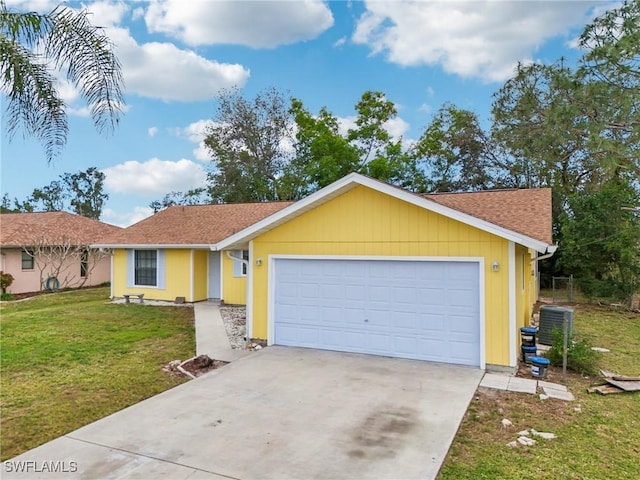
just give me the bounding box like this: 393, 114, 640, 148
91, 244, 213, 249
266, 254, 486, 369
213, 173, 551, 253
508, 241, 517, 367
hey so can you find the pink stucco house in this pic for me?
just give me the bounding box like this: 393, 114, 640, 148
0, 212, 121, 294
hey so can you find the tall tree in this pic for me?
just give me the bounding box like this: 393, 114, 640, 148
61, 167, 108, 219
10, 167, 108, 218
204, 87, 295, 203
1, 1, 124, 162
413, 104, 494, 192
558, 178, 640, 300
287, 98, 360, 194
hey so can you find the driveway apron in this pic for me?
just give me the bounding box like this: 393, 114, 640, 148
4, 347, 483, 480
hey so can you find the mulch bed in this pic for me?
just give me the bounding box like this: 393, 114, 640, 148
163, 355, 229, 378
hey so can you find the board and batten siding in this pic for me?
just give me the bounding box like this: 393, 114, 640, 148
251, 185, 515, 367
221, 252, 247, 305
112, 248, 209, 302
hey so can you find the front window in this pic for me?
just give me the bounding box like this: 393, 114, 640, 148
22, 250, 34, 270
135, 250, 157, 286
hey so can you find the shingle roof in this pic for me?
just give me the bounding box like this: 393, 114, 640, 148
96, 202, 294, 246
0, 212, 122, 247
422, 188, 553, 245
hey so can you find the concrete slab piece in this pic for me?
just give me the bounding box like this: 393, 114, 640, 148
538, 380, 568, 392
507, 376, 538, 394
479, 373, 510, 390
4, 347, 483, 480
543, 387, 575, 401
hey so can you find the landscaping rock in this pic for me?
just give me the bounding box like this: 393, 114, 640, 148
517, 436, 536, 446
532, 431, 556, 440
518, 430, 530, 436
501, 418, 513, 428
506, 441, 518, 448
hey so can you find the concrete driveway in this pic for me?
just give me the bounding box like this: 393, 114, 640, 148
4, 347, 483, 480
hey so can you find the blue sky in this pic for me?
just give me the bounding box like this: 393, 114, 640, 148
1, 0, 615, 227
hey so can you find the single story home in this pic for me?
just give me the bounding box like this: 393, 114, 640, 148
0, 211, 122, 294
95, 173, 556, 370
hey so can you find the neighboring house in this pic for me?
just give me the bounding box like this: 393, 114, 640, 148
0, 212, 122, 294
95, 173, 556, 370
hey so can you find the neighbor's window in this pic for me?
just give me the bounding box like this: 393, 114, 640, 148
80, 250, 89, 277
21, 250, 34, 270
134, 250, 157, 286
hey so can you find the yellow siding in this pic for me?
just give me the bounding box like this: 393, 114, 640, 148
252, 185, 515, 366
221, 252, 247, 305
193, 250, 208, 301
112, 248, 207, 302
164, 250, 192, 300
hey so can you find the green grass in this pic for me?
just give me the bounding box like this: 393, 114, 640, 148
438, 304, 640, 479
0, 288, 195, 460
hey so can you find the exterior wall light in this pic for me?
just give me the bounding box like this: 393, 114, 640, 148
492, 261, 500, 272
256, 257, 263, 266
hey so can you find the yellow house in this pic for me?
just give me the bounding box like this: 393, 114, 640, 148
96, 174, 556, 370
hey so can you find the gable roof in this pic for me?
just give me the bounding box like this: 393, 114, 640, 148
93, 202, 293, 248
424, 189, 553, 245
0, 212, 122, 247
214, 173, 556, 254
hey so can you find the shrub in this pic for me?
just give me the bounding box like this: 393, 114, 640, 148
0, 292, 15, 301
0, 271, 14, 294
546, 328, 602, 376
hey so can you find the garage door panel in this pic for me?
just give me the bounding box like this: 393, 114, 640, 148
273, 259, 480, 366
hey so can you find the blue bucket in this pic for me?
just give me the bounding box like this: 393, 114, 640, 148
530, 356, 551, 378
521, 345, 538, 364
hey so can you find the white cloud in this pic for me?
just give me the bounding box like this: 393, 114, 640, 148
336, 115, 409, 143
334, 36, 347, 48
147, 127, 158, 137
102, 158, 207, 195
102, 206, 154, 228
144, 0, 334, 48
353, 1, 603, 82
109, 27, 250, 102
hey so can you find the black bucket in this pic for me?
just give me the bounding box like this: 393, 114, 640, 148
521, 345, 538, 364
530, 356, 551, 378
520, 326, 538, 346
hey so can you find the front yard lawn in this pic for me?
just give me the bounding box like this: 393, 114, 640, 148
439, 304, 640, 479
0, 288, 195, 460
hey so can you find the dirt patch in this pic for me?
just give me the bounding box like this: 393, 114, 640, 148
163, 355, 228, 378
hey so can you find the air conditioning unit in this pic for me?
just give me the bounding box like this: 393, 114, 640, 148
538, 305, 574, 346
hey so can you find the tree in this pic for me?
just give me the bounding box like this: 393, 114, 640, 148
22, 235, 109, 290
149, 188, 209, 213
413, 104, 494, 192
287, 98, 361, 194
1, 1, 124, 162
558, 179, 640, 301
204, 87, 295, 203
9, 167, 108, 218
579, 0, 640, 91
62, 167, 108, 219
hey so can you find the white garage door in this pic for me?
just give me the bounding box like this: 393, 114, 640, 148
272, 258, 481, 366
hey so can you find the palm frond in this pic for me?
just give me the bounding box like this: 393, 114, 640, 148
46, 4, 124, 134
